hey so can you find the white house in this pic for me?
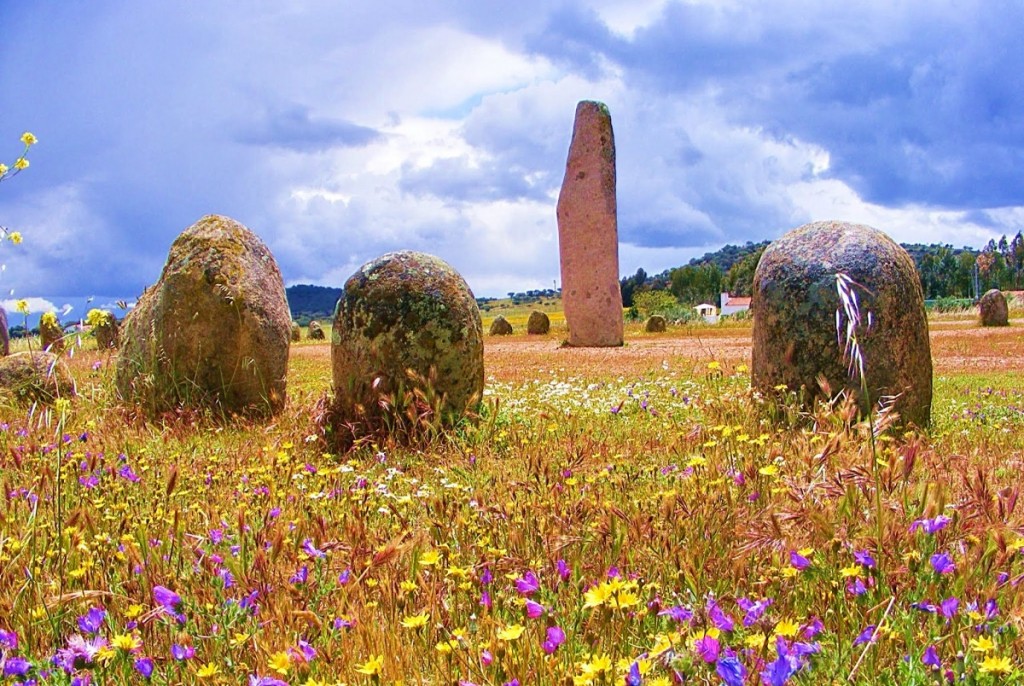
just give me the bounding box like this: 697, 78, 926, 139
720, 292, 752, 316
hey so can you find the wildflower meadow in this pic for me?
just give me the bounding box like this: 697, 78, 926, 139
0, 312, 1020, 686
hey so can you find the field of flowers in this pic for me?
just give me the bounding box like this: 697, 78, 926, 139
0, 320, 1022, 685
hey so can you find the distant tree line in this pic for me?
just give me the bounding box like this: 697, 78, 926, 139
620, 233, 1024, 310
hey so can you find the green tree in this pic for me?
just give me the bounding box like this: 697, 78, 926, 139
669, 263, 722, 305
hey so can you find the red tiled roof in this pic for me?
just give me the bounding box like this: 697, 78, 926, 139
724, 296, 752, 306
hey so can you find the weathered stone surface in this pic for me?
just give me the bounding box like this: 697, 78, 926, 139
91, 311, 119, 350
979, 289, 1009, 326
39, 312, 64, 353
308, 321, 326, 340
0, 307, 8, 356
752, 220, 932, 427
116, 214, 290, 416
0, 351, 75, 404
645, 315, 667, 333
291, 321, 302, 342
527, 311, 550, 335
332, 251, 484, 435
489, 316, 513, 336
557, 100, 624, 347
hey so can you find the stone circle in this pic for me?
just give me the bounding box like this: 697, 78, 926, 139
527, 311, 550, 335
979, 289, 1009, 326
489, 316, 513, 336
0, 351, 75, 404
308, 321, 326, 340
645, 315, 667, 333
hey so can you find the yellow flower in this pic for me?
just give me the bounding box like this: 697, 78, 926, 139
230, 632, 251, 647
399, 580, 418, 593
774, 619, 800, 638
197, 662, 221, 678
745, 633, 767, 649
355, 654, 384, 676
111, 633, 142, 651
400, 611, 430, 629
497, 624, 525, 641
840, 565, 862, 578
970, 636, 995, 653
419, 550, 440, 566
13, 158, 28, 170
21, 132, 37, 146
978, 655, 1012, 675
0, 163, 8, 175
8, 232, 22, 245
269, 651, 292, 675
707, 360, 721, 370
15, 299, 29, 315
609, 589, 641, 610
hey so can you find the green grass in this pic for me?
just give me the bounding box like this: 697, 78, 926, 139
0, 327, 1021, 685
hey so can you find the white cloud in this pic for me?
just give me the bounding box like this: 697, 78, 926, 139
1, 297, 58, 315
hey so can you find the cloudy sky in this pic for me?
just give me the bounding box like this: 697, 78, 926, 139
1, 0, 1022, 313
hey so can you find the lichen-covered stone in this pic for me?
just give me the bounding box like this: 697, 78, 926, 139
527, 311, 550, 335
557, 100, 624, 347
0, 307, 8, 356
291, 321, 302, 342
332, 251, 484, 436
116, 214, 290, 416
489, 316, 513, 336
90, 310, 120, 350
308, 321, 326, 340
645, 315, 667, 333
979, 289, 1009, 326
752, 220, 932, 427
39, 312, 65, 354
0, 351, 75, 404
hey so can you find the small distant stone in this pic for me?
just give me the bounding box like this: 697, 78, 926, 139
0, 306, 8, 356
645, 315, 667, 333
116, 214, 291, 416
489, 316, 513, 336
752, 220, 932, 428
89, 310, 120, 350
291, 321, 302, 342
979, 289, 1009, 326
39, 312, 65, 354
332, 251, 484, 445
308, 321, 326, 340
527, 311, 550, 335
0, 351, 75, 404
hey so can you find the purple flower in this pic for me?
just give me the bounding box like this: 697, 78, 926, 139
134, 657, 155, 679
218, 567, 235, 588
153, 585, 181, 609
481, 649, 494, 666
524, 599, 545, 619
117, 464, 141, 482
694, 635, 720, 663
737, 597, 772, 627
789, 550, 811, 571
939, 597, 959, 619
853, 625, 876, 646
922, 645, 941, 670
514, 571, 540, 596
557, 559, 571, 582
542, 626, 565, 654
302, 539, 326, 559
3, 656, 31, 677
854, 549, 876, 568
55, 635, 107, 672
626, 661, 642, 686
910, 515, 951, 535
296, 639, 317, 662
480, 567, 493, 585
707, 599, 735, 632
846, 578, 867, 596
77, 606, 106, 634
659, 605, 694, 624
801, 617, 823, 639
171, 644, 194, 661
0, 629, 18, 650
290, 565, 309, 585
338, 568, 351, 584
249, 677, 288, 686
761, 654, 797, 686
503, 680, 520, 686
715, 655, 746, 686
930, 552, 955, 575
480, 590, 492, 610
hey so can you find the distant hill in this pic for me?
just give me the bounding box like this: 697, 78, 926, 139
286, 285, 341, 324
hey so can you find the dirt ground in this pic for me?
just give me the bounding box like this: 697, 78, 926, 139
294, 319, 1024, 384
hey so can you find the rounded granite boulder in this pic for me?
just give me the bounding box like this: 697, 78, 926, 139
308, 321, 326, 340
752, 220, 932, 427
979, 289, 1008, 326
332, 251, 484, 435
489, 316, 513, 336
116, 215, 291, 416
644, 315, 667, 333
0, 351, 75, 404
527, 311, 551, 335
291, 321, 302, 342
39, 312, 65, 354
